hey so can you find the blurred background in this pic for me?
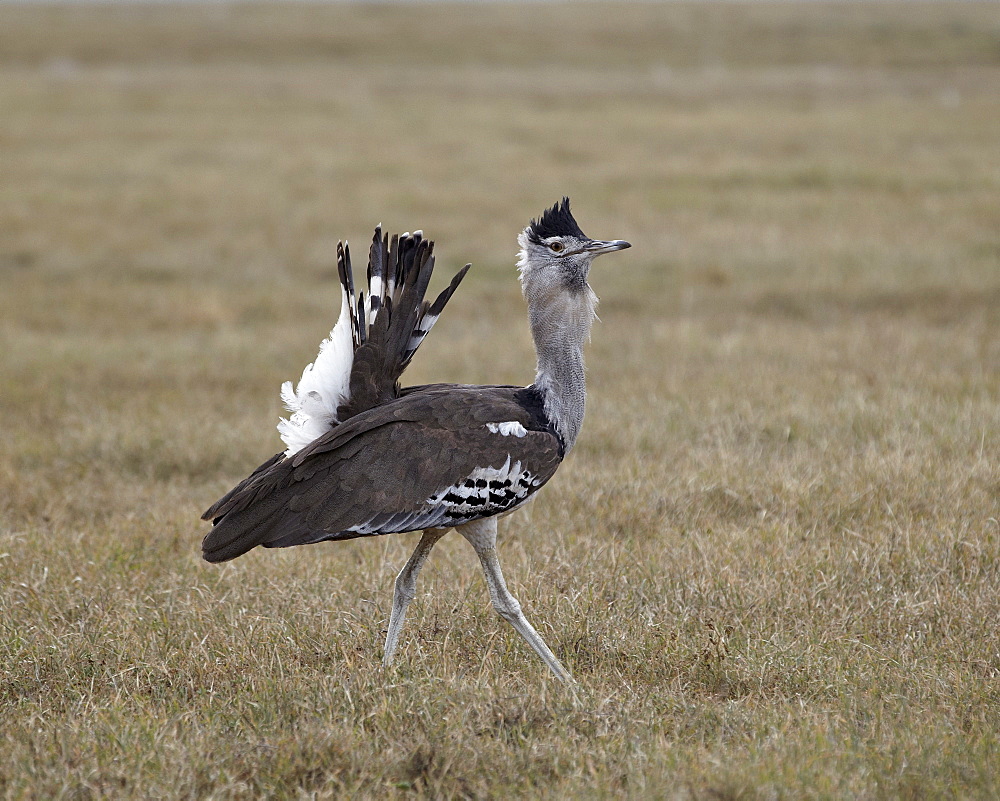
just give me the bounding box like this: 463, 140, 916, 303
1, 2, 998, 796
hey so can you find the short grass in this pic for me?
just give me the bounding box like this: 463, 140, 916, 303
1, 2, 999, 798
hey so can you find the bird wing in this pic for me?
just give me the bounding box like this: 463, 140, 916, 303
201, 385, 563, 563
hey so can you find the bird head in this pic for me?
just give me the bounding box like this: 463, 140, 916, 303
517, 198, 630, 300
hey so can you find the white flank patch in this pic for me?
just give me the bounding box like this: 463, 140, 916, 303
486, 421, 527, 438
277, 286, 355, 456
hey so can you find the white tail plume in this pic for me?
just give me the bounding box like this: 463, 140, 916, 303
277, 286, 354, 456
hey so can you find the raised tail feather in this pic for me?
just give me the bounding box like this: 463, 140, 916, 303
337, 230, 471, 420
276, 226, 470, 455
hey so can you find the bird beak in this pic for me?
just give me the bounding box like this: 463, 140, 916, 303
584, 239, 631, 256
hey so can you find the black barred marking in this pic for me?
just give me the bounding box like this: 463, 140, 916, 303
418, 458, 544, 530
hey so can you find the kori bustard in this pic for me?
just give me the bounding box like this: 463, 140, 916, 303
202, 199, 630, 683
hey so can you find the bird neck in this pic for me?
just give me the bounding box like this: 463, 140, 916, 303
527, 286, 597, 454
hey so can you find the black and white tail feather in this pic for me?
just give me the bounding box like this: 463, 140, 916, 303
277, 227, 470, 455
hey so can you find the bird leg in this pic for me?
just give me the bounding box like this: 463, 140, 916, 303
458, 518, 575, 685
383, 528, 447, 668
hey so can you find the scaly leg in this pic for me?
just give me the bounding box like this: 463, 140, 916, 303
458, 518, 574, 684
383, 528, 447, 667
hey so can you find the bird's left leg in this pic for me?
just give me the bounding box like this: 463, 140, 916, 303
458, 517, 574, 684
383, 528, 447, 668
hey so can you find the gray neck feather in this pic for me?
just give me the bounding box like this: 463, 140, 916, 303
526, 286, 597, 453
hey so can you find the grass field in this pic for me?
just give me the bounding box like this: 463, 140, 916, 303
1, 2, 999, 797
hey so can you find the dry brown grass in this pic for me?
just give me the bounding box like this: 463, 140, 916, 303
1, 2, 999, 798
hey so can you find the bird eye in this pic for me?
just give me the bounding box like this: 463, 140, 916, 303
549, 241, 564, 253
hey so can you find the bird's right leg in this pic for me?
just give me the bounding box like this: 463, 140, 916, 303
458, 518, 575, 685
383, 528, 447, 668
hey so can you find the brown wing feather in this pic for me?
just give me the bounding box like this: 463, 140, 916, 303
201, 386, 562, 563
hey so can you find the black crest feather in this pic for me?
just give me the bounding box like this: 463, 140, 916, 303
528, 197, 586, 244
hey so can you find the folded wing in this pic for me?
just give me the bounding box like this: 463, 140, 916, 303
202, 386, 563, 563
